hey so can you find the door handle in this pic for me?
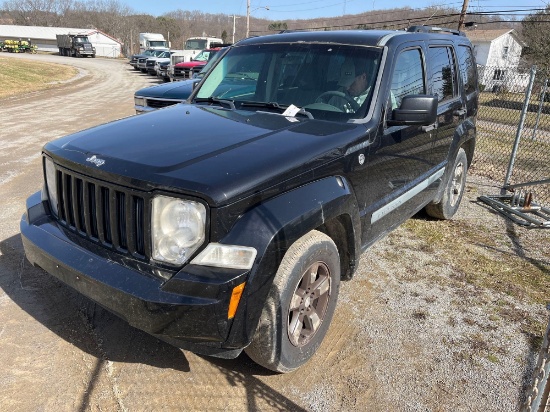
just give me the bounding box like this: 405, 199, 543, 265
454, 108, 467, 116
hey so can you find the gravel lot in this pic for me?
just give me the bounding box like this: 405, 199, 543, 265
0, 53, 548, 411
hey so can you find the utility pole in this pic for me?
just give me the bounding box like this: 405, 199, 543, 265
458, 0, 469, 31
246, 0, 250, 38
232, 15, 240, 43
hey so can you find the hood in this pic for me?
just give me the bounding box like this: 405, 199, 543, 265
175, 61, 205, 68
44, 104, 363, 206
135, 80, 194, 99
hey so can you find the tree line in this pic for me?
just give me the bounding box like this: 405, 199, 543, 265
1, 0, 546, 71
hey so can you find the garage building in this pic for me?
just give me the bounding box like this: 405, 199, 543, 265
0, 25, 123, 58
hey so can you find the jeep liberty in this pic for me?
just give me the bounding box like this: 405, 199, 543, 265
21, 27, 478, 372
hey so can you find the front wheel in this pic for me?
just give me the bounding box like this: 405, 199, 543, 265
425, 147, 468, 219
245, 230, 340, 373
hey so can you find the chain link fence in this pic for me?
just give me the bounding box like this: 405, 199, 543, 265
472, 65, 550, 210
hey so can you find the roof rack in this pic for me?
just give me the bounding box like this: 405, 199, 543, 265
407, 26, 465, 37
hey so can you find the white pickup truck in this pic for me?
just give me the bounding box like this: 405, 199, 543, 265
169, 36, 223, 81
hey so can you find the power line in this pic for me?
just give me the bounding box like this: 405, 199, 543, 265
250, 7, 538, 33
267, 1, 464, 14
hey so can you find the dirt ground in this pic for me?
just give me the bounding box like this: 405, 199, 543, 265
0, 53, 548, 411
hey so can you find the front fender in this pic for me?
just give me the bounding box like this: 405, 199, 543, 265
220, 176, 361, 348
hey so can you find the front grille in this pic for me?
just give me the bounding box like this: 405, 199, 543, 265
138, 58, 147, 64
146, 60, 155, 68
53, 165, 149, 259
146, 99, 180, 109
174, 67, 192, 79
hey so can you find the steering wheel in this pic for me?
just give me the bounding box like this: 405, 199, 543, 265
315, 91, 360, 112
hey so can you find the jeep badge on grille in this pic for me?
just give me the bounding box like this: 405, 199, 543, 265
86, 155, 105, 167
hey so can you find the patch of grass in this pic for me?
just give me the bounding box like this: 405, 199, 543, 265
487, 354, 500, 363
402, 218, 550, 305
478, 92, 550, 131
0, 57, 78, 99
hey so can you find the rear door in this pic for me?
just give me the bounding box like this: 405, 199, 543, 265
426, 44, 463, 167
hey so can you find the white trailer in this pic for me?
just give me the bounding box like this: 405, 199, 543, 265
139, 33, 169, 53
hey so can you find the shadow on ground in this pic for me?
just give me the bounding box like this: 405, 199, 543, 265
0, 234, 308, 411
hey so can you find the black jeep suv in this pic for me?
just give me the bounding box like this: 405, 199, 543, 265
21, 27, 478, 372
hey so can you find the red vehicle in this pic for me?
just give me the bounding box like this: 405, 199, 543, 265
171, 48, 220, 81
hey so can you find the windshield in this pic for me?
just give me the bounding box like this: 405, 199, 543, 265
158, 51, 171, 58
73, 36, 89, 43
153, 49, 166, 57
192, 50, 211, 62
149, 40, 167, 48
185, 39, 208, 50
196, 50, 224, 77
195, 43, 382, 122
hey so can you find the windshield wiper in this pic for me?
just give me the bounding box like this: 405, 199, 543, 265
194, 97, 236, 110
240, 101, 285, 111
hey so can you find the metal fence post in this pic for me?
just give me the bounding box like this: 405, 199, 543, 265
532, 78, 548, 141
504, 65, 537, 188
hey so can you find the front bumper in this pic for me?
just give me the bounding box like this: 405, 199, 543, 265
20, 192, 249, 358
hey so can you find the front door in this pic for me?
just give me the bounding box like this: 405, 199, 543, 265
361, 46, 440, 246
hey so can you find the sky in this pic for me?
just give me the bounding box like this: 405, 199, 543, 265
125, 0, 547, 21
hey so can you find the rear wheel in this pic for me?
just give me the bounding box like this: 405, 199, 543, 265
245, 230, 340, 373
425, 147, 468, 220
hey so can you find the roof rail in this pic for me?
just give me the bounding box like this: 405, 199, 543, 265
407, 25, 465, 37
277, 29, 309, 34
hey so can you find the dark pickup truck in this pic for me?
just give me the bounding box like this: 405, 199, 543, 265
21, 27, 478, 373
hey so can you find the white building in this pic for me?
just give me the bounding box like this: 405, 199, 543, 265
465, 29, 527, 92
0, 25, 123, 58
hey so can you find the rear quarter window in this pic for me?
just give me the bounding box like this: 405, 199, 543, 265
457, 45, 478, 95
427, 46, 458, 102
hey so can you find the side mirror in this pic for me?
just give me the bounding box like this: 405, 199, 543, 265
387, 95, 438, 126
192, 80, 201, 90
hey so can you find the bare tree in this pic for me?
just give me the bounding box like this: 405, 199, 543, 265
521, 6, 550, 76
2, 0, 74, 26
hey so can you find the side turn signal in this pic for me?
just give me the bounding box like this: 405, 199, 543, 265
228, 282, 246, 319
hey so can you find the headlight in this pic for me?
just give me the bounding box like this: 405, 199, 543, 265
152, 196, 206, 265
44, 157, 58, 217
134, 96, 146, 106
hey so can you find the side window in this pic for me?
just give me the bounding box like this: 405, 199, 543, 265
427, 46, 458, 102
457, 45, 477, 95
388, 48, 425, 111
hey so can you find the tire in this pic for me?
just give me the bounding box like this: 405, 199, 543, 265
245, 230, 340, 373
425, 147, 468, 220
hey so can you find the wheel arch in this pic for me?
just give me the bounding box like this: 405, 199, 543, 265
220, 176, 361, 348
432, 119, 476, 205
